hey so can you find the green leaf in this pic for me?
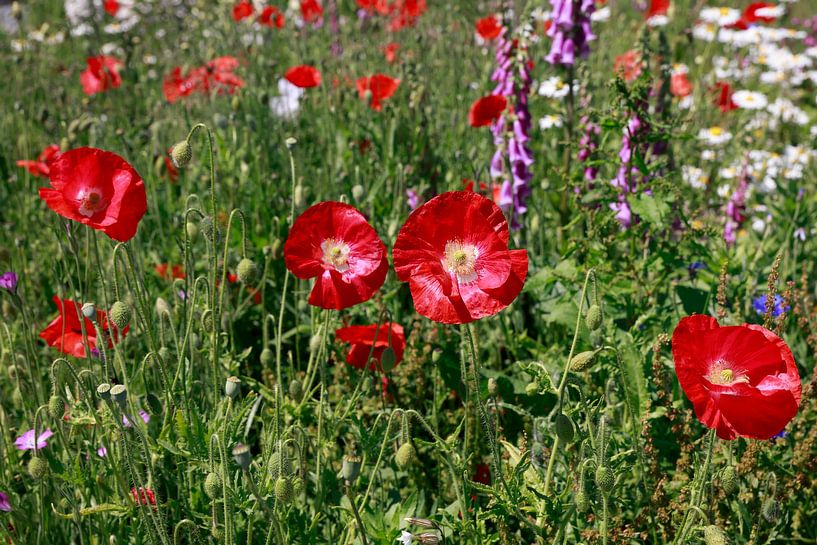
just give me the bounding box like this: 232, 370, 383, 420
629, 193, 669, 225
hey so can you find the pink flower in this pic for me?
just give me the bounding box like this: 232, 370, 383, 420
15, 428, 54, 451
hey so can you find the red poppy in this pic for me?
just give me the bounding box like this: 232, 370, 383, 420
356, 74, 400, 112
155, 263, 185, 280
38, 147, 147, 242
711, 81, 738, 112
356, 0, 390, 14
163, 57, 244, 103
670, 72, 693, 98
131, 487, 156, 506
672, 315, 801, 440
103, 0, 119, 16
39, 296, 128, 358
383, 42, 400, 63
16, 144, 61, 178
335, 323, 406, 371
285, 65, 322, 88
613, 50, 642, 82
283, 202, 388, 310
232, 0, 254, 21
468, 95, 506, 127
392, 191, 528, 324
300, 0, 323, 23
646, 0, 669, 19
80, 55, 123, 96
258, 5, 285, 28
476, 15, 503, 40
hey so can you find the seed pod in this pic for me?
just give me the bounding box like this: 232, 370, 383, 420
170, 140, 192, 168
595, 466, 614, 494
28, 457, 48, 479
81, 302, 97, 322
720, 466, 738, 496
285, 137, 297, 149
236, 258, 258, 285
703, 525, 727, 545
232, 443, 252, 470
204, 472, 222, 499
570, 351, 596, 372
585, 304, 602, 330
224, 376, 241, 399
554, 414, 576, 444
110, 384, 127, 408
97, 383, 112, 400
342, 455, 362, 483
109, 301, 131, 330
351, 184, 365, 202
48, 395, 64, 420
395, 443, 417, 469
274, 477, 294, 504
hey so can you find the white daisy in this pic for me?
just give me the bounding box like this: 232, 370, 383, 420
698, 126, 732, 146
700, 6, 741, 26
537, 76, 573, 99
538, 115, 564, 130
732, 90, 768, 109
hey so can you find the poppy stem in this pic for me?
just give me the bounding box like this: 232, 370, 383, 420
671, 428, 717, 545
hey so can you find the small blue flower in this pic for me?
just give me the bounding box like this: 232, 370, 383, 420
753, 294, 789, 318
687, 262, 706, 279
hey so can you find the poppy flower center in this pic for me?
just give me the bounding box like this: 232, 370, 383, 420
321, 238, 351, 272
706, 359, 749, 386
444, 240, 479, 284
77, 189, 107, 217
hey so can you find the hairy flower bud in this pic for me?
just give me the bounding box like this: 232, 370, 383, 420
269, 450, 293, 478
585, 304, 602, 330
351, 184, 365, 202
703, 525, 727, 545
236, 258, 258, 285
109, 301, 131, 330
570, 350, 596, 372
595, 465, 614, 494
575, 490, 589, 512
396, 443, 417, 469
28, 457, 48, 479
720, 466, 738, 496
761, 498, 780, 523
260, 348, 274, 366
170, 140, 192, 168
274, 477, 294, 504
48, 395, 64, 420
155, 297, 170, 319
288, 379, 303, 402
185, 220, 199, 241
554, 414, 576, 444
204, 472, 222, 499
380, 347, 397, 372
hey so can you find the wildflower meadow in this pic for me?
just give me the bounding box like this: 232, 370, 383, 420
2, 0, 817, 543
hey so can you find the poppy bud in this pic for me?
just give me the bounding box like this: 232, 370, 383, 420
170, 140, 192, 168
224, 376, 241, 399
292, 476, 304, 496
404, 518, 436, 529
28, 457, 48, 479
260, 348, 273, 366
185, 220, 199, 241
110, 384, 127, 408
81, 302, 97, 322
554, 414, 575, 444
761, 498, 780, 523
342, 454, 362, 483
48, 395, 64, 419
351, 184, 365, 202
417, 533, 440, 545
288, 379, 303, 401
285, 137, 297, 150
201, 216, 221, 245
525, 382, 539, 396
595, 466, 614, 494
269, 450, 292, 478
211, 525, 224, 540
155, 297, 170, 318
270, 238, 282, 259
720, 466, 738, 496
97, 383, 111, 400
487, 377, 498, 396
204, 472, 222, 499
570, 350, 596, 372
294, 183, 305, 208
585, 304, 602, 330
575, 490, 589, 512
110, 301, 131, 330
236, 258, 258, 285
201, 309, 214, 332
274, 477, 294, 504
703, 525, 727, 545
396, 443, 417, 469
309, 333, 322, 354
7, 364, 17, 380
380, 347, 397, 372
232, 443, 252, 470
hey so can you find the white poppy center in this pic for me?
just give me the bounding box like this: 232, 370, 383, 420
321, 238, 351, 272
706, 359, 749, 386
444, 240, 479, 284
77, 189, 106, 217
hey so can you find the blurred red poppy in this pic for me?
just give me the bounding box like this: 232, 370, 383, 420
300, 0, 323, 23
258, 5, 285, 28
393, 191, 527, 324
476, 15, 503, 40
711, 81, 738, 112
39, 296, 128, 358
614, 50, 642, 82
468, 95, 506, 127
383, 42, 400, 63
356, 74, 400, 111
672, 315, 801, 440
38, 148, 147, 242
80, 55, 123, 96
232, 0, 254, 21
103, 0, 119, 16
670, 72, 693, 97
163, 57, 244, 103
646, 0, 669, 19
285, 65, 322, 88
284, 202, 388, 310
335, 323, 406, 371
131, 487, 156, 506
16, 144, 61, 178
155, 263, 185, 280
